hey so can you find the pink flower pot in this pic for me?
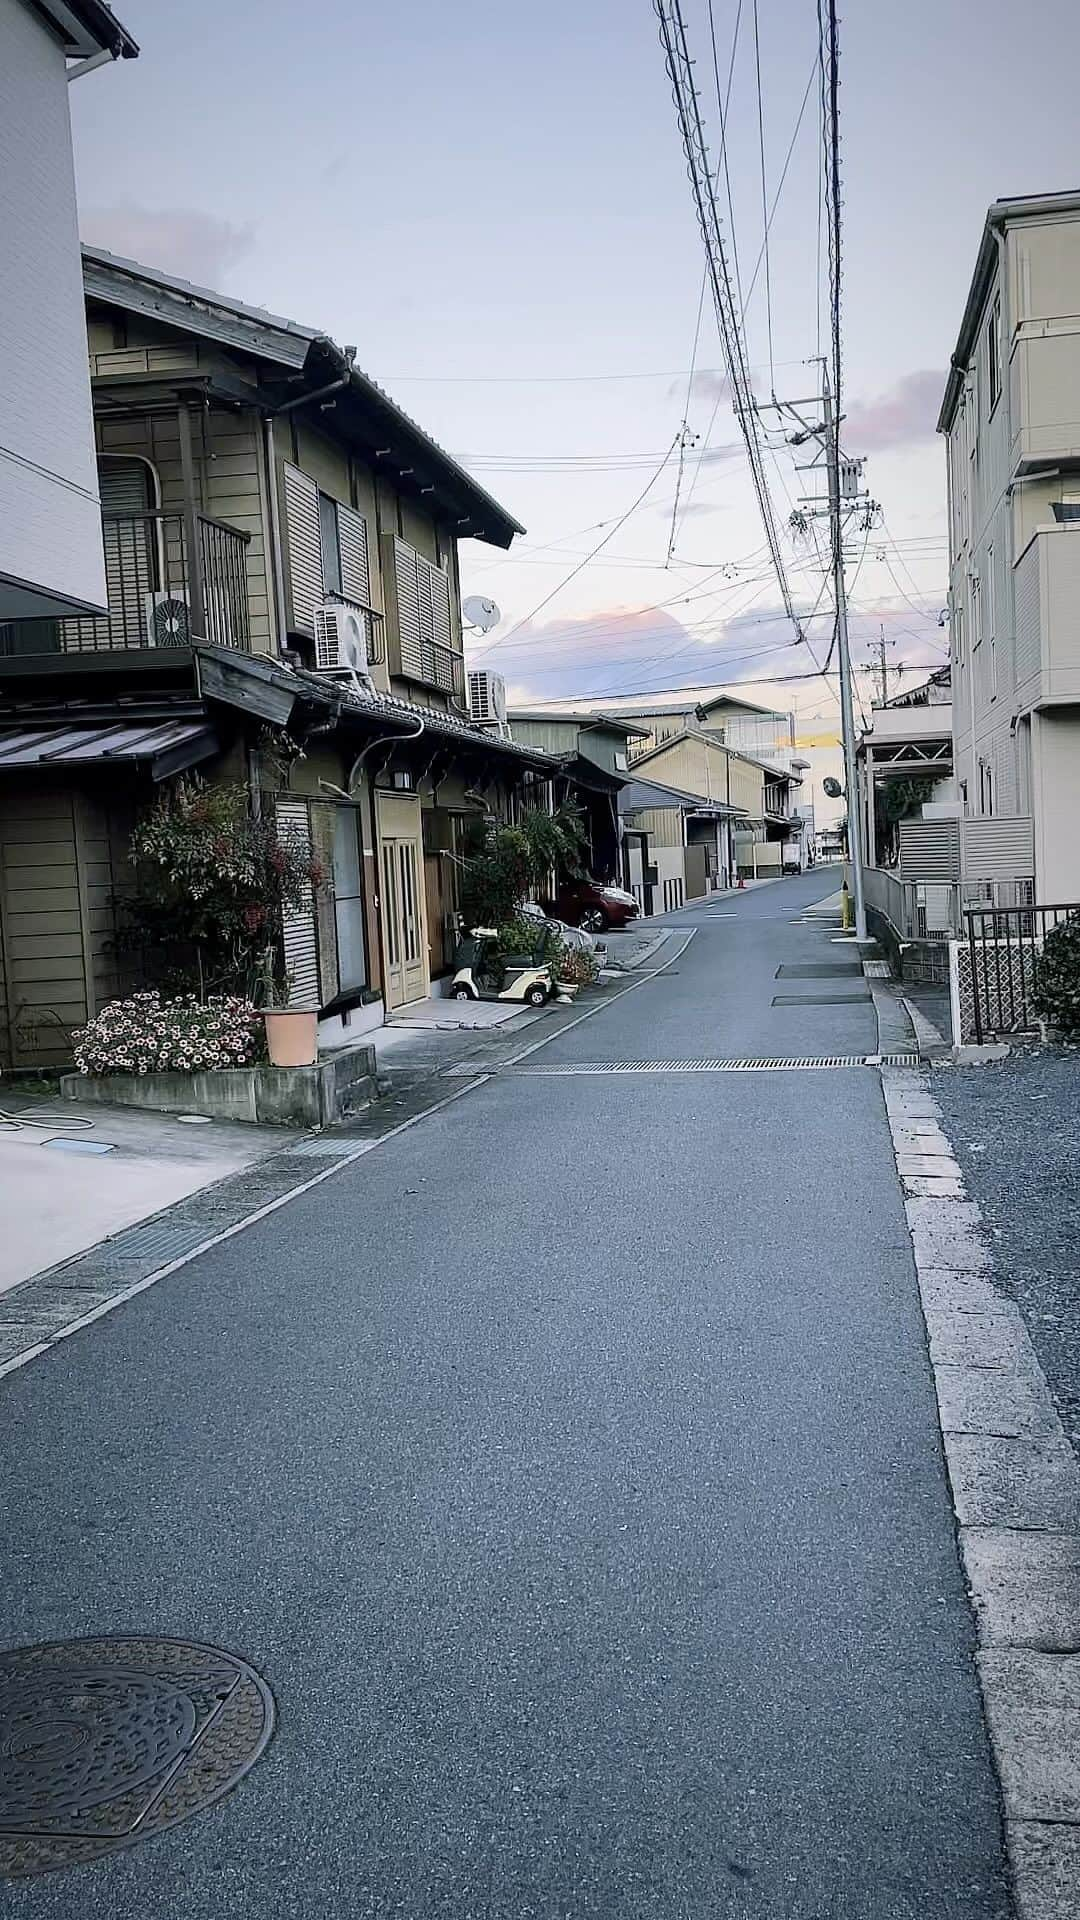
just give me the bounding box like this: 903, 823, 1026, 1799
263, 1009, 318, 1067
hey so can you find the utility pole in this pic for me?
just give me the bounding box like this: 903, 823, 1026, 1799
822, 366, 867, 941
876, 626, 889, 706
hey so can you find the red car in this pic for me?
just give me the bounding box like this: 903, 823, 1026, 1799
550, 878, 640, 932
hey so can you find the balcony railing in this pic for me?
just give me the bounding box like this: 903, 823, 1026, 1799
57, 509, 251, 655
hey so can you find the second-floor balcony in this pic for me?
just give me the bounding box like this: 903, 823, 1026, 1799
58, 509, 252, 655
1014, 525, 1080, 709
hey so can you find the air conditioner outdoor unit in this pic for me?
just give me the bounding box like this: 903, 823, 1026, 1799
467, 668, 508, 733
144, 591, 191, 648
314, 600, 370, 674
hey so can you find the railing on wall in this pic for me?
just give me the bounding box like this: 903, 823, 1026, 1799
864, 867, 962, 942
964, 903, 1080, 1042
57, 510, 251, 654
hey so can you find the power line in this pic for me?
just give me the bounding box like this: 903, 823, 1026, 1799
468, 439, 680, 661
751, 0, 775, 395
740, 59, 818, 318
706, 0, 746, 314
654, 0, 804, 645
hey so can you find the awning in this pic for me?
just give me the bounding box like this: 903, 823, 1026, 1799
0, 719, 220, 781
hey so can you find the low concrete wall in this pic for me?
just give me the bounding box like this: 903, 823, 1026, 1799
60, 1045, 378, 1129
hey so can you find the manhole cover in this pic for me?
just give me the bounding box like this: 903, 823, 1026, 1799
0, 1636, 274, 1879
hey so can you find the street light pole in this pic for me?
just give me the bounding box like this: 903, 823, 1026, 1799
822, 365, 867, 941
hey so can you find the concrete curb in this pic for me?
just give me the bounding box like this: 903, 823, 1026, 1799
881, 1065, 1080, 1918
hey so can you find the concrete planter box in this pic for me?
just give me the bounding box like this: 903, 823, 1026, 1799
60, 1045, 378, 1129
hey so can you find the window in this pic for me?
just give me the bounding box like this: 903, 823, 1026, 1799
953, 602, 964, 669
987, 295, 1002, 413
986, 545, 997, 698
319, 493, 343, 597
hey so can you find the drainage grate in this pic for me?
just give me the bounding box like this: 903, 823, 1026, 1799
512, 1054, 917, 1074
0, 1636, 274, 1879
771, 992, 870, 1006
775, 963, 863, 978
285, 1135, 365, 1159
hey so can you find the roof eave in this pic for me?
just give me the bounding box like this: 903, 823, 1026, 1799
39, 0, 138, 58
939, 191, 1080, 433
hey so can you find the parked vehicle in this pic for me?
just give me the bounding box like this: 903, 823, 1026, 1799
520, 901, 605, 960
549, 879, 640, 933
450, 929, 560, 1007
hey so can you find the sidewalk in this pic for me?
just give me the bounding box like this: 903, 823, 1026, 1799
0, 1098, 282, 1299
882, 1048, 1080, 1916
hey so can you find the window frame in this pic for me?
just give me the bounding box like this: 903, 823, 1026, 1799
318, 491, 343, 598
987, 294, 1002, 416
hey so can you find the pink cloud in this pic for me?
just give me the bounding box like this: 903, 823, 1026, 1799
844, 371, 946, 454
80, 205, 255, 289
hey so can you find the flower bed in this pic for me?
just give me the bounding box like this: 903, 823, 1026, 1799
72, 991, 262, 1077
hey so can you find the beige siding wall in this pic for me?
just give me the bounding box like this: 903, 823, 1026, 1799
634, 806, 683, 848
508, 718, 580, 758
637, 735, 765, 818
90, 407, 274, 655
280, 419, 462, 705
0, 784, 133, 1066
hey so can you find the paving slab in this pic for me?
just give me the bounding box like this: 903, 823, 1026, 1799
944, 1432, 1080, 1531
936, 1362, 1060, 1439
962, 1530, 1080, 1651
926, 1308, 1030, 1370
978, 1649, 1080, 1821
1008, 1821, 1080, 1919
919, 1269, 1019, 1317
906, 1195, 993, 1273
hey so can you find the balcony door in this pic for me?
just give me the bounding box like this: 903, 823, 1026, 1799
99, 459, 158, 647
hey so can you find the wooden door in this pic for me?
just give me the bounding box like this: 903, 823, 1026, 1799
376, 792, 429, 1009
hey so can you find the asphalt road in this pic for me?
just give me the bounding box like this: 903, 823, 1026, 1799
0, 869, 1011, 1917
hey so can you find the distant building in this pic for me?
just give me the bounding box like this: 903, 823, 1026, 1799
593, 689, 811, 873
940, 192, 1080, 902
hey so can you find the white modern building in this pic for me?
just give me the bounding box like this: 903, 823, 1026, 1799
939, 192, 1080, 902
0, 0, 138, 622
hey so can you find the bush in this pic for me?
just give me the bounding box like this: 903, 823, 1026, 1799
1032, 914, 1080, 1032
457, 805, 588, 927
72, 991, 262, 1077
119, 779, 326, 999
554, 944, 600, 988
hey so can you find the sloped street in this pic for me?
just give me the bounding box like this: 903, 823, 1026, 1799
0, 871, 1012, 1917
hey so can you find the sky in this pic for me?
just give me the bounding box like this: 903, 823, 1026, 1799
71, 0, 1080, 816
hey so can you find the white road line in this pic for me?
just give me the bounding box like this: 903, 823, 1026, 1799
0, 933, 697, 1384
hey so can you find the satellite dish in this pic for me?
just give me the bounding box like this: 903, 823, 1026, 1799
462, 595, 501, 634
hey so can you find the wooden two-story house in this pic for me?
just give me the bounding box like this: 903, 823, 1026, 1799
0, 249, 554, 1066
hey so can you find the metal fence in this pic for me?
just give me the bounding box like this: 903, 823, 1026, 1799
965, 903, 1080, 1041
58, 510, 251, 653
864, 867, 962, 942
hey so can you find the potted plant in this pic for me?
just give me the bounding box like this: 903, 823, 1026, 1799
257, 960, 319, 1068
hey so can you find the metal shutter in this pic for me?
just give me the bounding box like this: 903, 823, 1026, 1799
429, 560, 451, 653
961, 816, 1035, 881
274, 799, 320, 1007
392, 537, 424, 677
391, 537, 453, 688
337, 504, 370, 607
283, 464, 323, 633
898, 819, 961, 882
